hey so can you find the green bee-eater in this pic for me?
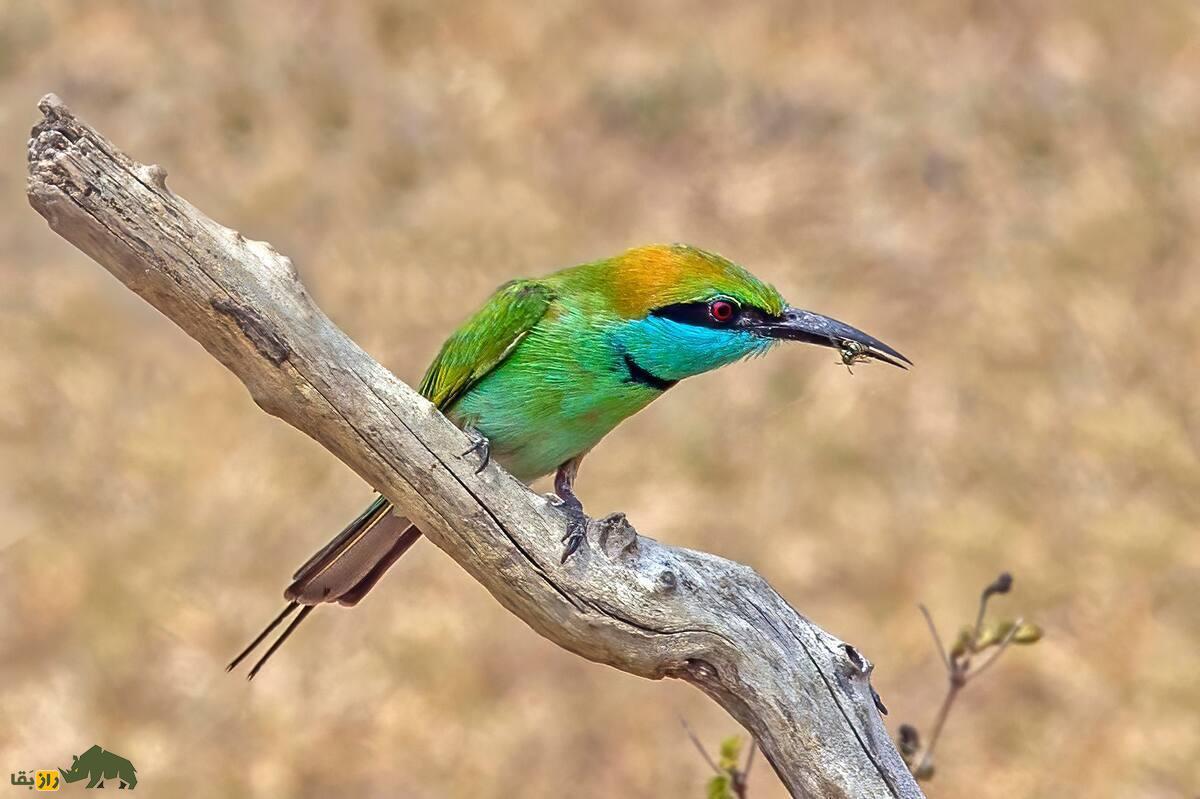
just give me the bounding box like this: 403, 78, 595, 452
228, 243, 909, 678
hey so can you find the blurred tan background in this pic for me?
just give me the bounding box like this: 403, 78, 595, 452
2, 1, 1198, 797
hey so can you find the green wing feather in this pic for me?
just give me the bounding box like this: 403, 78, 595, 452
419, 279, 552, 410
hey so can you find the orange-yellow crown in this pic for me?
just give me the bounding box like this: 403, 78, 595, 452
566, 244, 786, 319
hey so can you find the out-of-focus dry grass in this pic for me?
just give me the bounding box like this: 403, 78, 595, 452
1, 2, 1198, 797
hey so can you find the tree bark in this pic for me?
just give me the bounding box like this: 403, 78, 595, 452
26, 94, 923, 799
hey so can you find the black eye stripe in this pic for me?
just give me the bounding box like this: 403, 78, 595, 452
651, 299, 769, 329
651, 301, 727, 327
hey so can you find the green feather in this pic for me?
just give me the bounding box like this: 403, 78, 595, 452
418, 279, 552, 410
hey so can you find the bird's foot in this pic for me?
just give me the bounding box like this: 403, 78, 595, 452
461, 427, 491, 474
549, 456, 591, 563
554, 496, 590, 564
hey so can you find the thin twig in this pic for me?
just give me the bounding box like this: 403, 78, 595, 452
918, 604, 951, 671
679, 717, 722, 776
910, 573, 1029, 782
913, 682, 959, 775
972, 595, 989, 642
974, 572, 1012, 641
730, 741, 757, 799
914, 602, 965, 775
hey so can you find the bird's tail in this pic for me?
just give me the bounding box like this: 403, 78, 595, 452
226, 495, 423, 679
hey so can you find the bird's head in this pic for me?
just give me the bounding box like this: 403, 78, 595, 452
595, 243, 909, 384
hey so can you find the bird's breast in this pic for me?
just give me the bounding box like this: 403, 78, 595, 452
446, 314, 663, 481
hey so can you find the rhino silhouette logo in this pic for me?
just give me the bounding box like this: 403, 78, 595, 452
58, 745, 137, 789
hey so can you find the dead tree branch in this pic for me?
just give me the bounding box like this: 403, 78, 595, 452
25, 94, 922, 799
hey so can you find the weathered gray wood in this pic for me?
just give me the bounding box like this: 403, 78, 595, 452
26, 94, 923, 799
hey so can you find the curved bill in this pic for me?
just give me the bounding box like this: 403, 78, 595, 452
746, 307, 912, 369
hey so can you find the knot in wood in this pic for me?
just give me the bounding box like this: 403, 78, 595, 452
842, 643, 871, 676
211, 297, 291, 365
684, 658, 718, 683
140, 163, 169, 190
596, 512, 638, 558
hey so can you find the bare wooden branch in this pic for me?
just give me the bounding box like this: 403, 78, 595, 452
26, 94, 923, 799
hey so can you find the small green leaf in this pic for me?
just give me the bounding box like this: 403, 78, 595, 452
706, 773, 734, 799
717, 736, 742, 771
1013, 621, 1043, 644
974, 622, 1004, 650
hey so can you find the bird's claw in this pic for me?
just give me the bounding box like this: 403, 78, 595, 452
557, 500, 589, 564
461, 428, 491, 474
560, 526, 587, 563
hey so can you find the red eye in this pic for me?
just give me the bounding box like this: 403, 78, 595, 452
709, 300, 736, 323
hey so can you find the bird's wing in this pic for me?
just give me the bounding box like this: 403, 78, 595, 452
419, 279, 553, 410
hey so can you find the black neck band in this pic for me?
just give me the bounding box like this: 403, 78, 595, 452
622, 352, 678, 392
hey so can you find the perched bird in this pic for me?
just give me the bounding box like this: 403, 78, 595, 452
228, 243, 909, 678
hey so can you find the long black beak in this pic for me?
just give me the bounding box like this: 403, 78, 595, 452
748, 307, 912, 369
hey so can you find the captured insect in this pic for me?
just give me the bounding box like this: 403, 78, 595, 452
837, 339, 872, 374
